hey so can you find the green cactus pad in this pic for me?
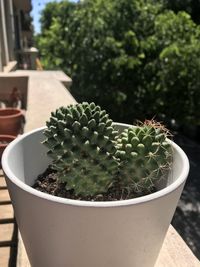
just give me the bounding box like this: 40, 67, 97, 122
43, 102, 119, 197
116, 121, 172, 193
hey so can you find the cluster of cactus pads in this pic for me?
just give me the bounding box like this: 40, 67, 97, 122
43, 102, 172, 198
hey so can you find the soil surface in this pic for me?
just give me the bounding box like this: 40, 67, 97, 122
33, 166, 153, 201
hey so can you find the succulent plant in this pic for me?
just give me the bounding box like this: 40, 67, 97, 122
43, 102, 172, 199
116, 120, 172, 194
43, 102, 119, 196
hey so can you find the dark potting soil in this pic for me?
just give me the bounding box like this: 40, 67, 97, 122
33, 166, 154, 201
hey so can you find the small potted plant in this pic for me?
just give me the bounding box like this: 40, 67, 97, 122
0, 135, 16, 166
0, 107, 24, 136
2, 102, 189, 267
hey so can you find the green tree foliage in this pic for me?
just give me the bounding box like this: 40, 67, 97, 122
164, 0, 200, 24
36, 0, 200, 127
151, 11, 200, 124
36, 1, 77, 69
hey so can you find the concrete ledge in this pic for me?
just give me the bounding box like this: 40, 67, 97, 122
3, 61, 17, 73
15, 70, 72, 88
17, 226, 200, 267
0, 70, 72, 89
24, 75, 76, 132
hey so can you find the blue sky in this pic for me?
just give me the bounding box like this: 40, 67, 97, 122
31, 0, 62, 33
31, 0, 77, 33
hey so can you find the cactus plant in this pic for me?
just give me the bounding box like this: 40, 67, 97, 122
116, 120, 172, 194
43, 102, 119, 196
43, 103, 172, 199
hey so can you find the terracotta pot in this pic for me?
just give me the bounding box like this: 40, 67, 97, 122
0, 108, 24, 136
0, 135, 16, 165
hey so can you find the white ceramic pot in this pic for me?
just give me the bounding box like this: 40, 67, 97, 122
2, 123, 189, 267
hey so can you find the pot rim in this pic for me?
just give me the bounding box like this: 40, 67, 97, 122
0, 134, 17, 139
2, 123, 190, 207
0, 108, 23, 119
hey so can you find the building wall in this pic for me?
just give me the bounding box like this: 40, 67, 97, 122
0, 0, 32, 72
0, 0, 9, 70
4, 0, 15, 61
